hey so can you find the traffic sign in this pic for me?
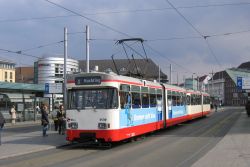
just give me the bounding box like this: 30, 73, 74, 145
242, 77, 250, 90
45, 83, 49, 94
44, 83, 63, 94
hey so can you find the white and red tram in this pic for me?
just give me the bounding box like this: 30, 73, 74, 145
66, 72, 211, 143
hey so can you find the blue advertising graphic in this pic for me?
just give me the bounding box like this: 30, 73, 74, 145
120, 108, 158, 128
168, 105, 186, 119
171, 106, 186, 118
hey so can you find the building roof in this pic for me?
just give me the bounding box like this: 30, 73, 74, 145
211, 71, 227, 80
0, 58, 15, 65
0, 82, 44, 92
199, 75, 208, 82
226, 68, 250, 85
238, 61, 250, 70
79, 59, 168, 80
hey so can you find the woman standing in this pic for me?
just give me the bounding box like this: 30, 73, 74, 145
10, 105, 16, 124
41, 104, 49, 137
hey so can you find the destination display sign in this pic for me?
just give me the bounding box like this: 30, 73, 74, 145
75, 76, 101, 85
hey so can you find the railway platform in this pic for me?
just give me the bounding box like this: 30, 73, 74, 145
0, 121, 68, 160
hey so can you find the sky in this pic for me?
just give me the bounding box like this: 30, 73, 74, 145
0, 0, 250, 83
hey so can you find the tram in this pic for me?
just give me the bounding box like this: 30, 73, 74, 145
66, 71, 211, 143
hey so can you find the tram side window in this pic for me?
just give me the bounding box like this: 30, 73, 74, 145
107, 89, 118, 109
180, 95, 183, 106
167, 94, 172, 106
176, 95, 181, 106
197, 95, 201, 105
141, 93, 149, 108
186, 95, 191, 105
150, 94, 156, 107
132, 92, 141, 108
191, 95, 195, 105
172, 95, 177, 106
120, 92, 131, 109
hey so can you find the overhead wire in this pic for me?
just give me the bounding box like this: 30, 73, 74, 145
19, 40, 64, 52
0, 0, 247, 77
144, 43, 194, 74
0, 48, 41, 58
165, 0, 222, 69
1, 2, 250, 23
44, 0, 132, 38
90, 28, 250, 42
204, 29, 250, 38
0, 14, 76, 23
43, 0, 203, 76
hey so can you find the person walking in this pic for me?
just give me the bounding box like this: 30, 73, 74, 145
0, 111, 5, 145
41, 104, 49, 137
57, 105, 66, 135
245, 100, 250, 117
10, 105, 16, 124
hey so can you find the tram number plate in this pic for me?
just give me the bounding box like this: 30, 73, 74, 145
75, 76, 101, 85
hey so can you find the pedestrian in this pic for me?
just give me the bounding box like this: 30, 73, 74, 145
41, 104, 49, 137
10, 105, 16, 124
0, 111, 6, 145
214, 104, 218, 112
36, 105, 40, 114
57, 105, 66, 135
245, 100, 250, 117
53, 115, 59, 131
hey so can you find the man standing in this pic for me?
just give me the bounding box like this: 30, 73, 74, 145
245, 100, 250, 117
57, 105, 66, 135
41, 104, 49, 137
0, 111, 5, 145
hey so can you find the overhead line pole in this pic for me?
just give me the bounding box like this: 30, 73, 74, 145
169, 64, 172, 85
86, 25, 90, 73
64, 27, 68, 109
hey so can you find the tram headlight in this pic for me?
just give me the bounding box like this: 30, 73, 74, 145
68, 122, 78, 129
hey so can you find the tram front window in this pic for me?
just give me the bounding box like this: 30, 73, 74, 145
68, 88, 118, 109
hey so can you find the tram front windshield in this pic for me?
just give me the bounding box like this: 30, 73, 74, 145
68, 88, 118, 109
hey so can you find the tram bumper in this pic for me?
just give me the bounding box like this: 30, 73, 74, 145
66, 129, 121, 143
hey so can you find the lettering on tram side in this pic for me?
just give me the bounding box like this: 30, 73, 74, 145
133, 114, 156, 121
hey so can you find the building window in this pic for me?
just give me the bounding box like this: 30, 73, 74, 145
10, 80, 12, 82
10, 72, 13, 79
55, 67, 59, 73
5, 71, 7, 79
